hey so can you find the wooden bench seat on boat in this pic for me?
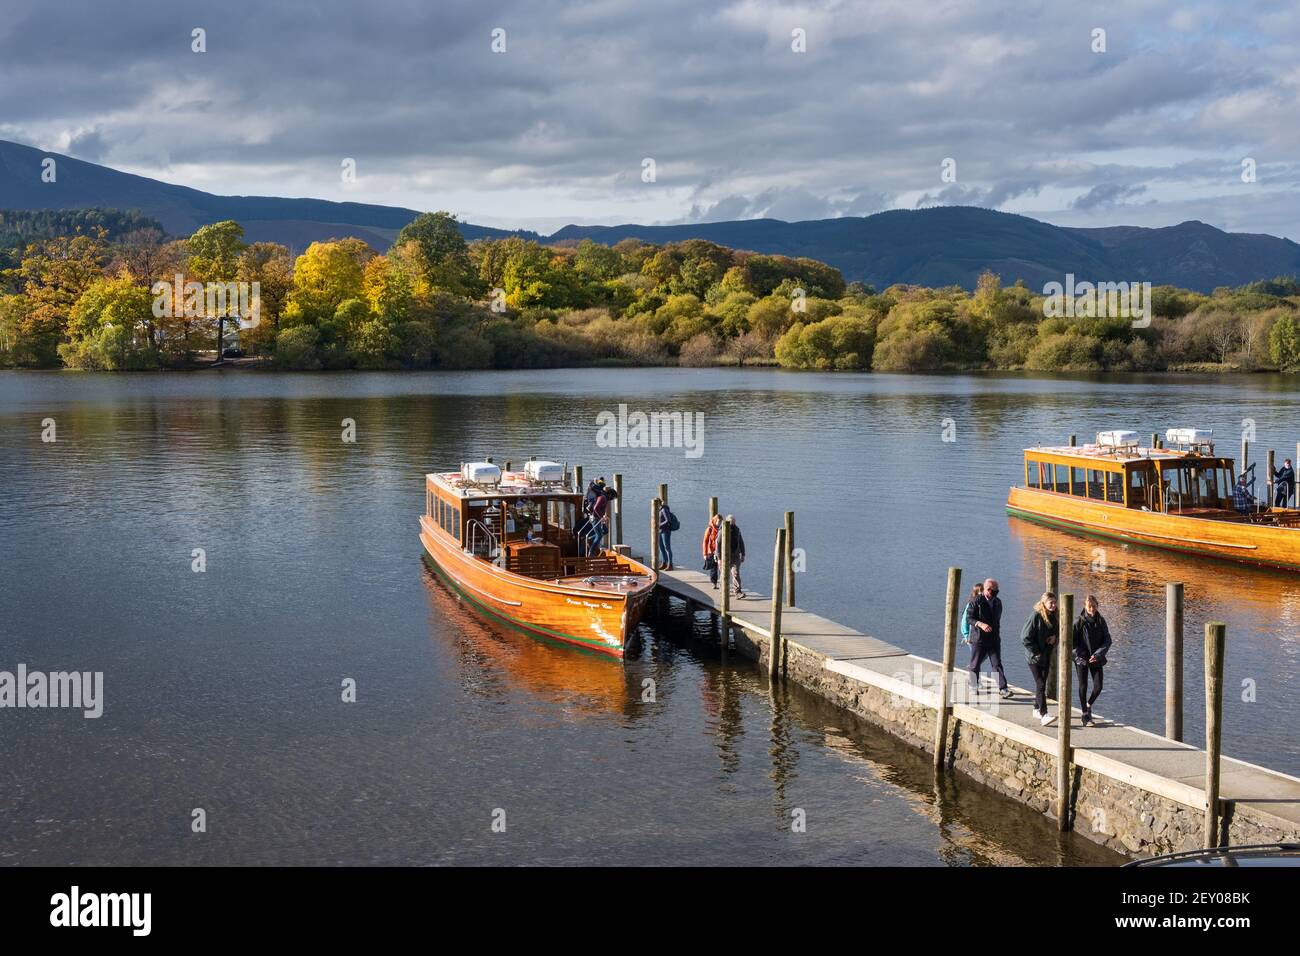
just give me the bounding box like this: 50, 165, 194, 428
560, 555, 624, 577
505, 542, 562, 578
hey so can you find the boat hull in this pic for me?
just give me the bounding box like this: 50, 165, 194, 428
419, 516, 652, 659
1007, 487, 1300, 572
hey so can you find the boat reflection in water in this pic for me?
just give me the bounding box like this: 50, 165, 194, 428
421, 557, 645, 720
1007, 518, 1300, 644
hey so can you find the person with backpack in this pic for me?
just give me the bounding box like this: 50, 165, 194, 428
657, 501, 678, 571
1072, 594, 1112, 727
702, 514, 722, 588
967, 578, 1011, 699
713, 515, 746, 596
1021, 591, 1059, 725
586, 487, 610, 554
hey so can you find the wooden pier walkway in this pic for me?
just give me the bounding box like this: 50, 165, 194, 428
655, 566, 1300, 849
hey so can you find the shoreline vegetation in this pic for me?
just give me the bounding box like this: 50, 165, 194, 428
3, 208, 1300, 374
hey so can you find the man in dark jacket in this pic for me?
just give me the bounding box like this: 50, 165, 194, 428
1072, 595, 1112, 726
1274, 458, 1295, 507
966, 578, 1011, 698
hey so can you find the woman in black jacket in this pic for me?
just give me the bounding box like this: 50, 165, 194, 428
1072, 595, 1112, 726
1021, 591, 1058, 725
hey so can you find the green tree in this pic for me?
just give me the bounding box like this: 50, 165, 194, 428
1269, 313, 1300, 370
392, 211, 477, 295
187, 220, 248, 361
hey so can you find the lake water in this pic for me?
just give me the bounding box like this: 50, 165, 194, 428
3, 367, 1297, 865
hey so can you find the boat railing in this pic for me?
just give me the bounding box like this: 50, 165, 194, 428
465, 519, 500, 561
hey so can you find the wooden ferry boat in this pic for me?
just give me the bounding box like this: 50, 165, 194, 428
419, 459, 656, 659
1006, 429, 1300, 571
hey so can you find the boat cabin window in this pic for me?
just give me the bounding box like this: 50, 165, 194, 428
1028, 456, 1124, 502
1162, 461, 1230, 510
1086, 469, 1106, 500
1053, 464, 1070, 494
1127, 463, 1159, 510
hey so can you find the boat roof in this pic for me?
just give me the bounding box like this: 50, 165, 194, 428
1025, 444, 1226, 465
427, 470, 582, 500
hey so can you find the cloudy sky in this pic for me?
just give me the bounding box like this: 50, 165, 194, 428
1, 0, 1297, 236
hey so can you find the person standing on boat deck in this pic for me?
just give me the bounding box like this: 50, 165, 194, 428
714, 515, 746, 596
1233, 473, 1255, 514
1072, 594, 1111, 727
587, 487, 610, 553
1021, 591, 1059, 725
702, 514, 722, 588
1273, 458, 1295, 507
967, 579, 1011, 699
657, 501, 675, 571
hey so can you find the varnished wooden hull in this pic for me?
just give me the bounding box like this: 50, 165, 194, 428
1007, 487, 1300, 571
419, 515, 654, 659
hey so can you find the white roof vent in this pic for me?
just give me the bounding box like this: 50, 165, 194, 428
1096, 430, 1139, 448
523, 460, 565, 483
1166, 428, 1213, 445
461, 461, 502, 486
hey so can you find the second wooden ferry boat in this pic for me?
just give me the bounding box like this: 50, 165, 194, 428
1007, 429, 1300, 571
419, 459, 656, 659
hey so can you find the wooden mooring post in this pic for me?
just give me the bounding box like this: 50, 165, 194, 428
934, 566, 962, 772
658, 483, 668, 506
1267, 450, 1275, 507
784, 511, 795, 607
1165, 583, 1184, 741
1204, 621, 1226, 848
574, 465, 584, 494
769, 528, 786, 678
1068, 434, 1077, 447
613, 473, 624, 546
1056, 592, 1074, 830
719, 520, 732, 652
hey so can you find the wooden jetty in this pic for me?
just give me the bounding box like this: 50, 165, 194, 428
651, 545, 1300, 858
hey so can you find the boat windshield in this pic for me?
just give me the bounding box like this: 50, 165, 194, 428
1161, 461, 1232, 510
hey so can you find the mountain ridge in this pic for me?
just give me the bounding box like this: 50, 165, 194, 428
3, 138, 1298, 293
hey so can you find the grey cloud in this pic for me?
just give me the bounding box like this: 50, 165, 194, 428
0, 0, 1294, 234
1071, 183, 1149, 210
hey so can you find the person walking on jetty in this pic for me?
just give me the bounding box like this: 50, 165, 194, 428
714, 514, 746, 597
1072, 594, 1112, 727
959, 583, 982, 647
1021, 591, 1059, 725
657, 500, 677, 571
966, 578, 1011, 699
702, 514, 722, 588
1274, 457, 1295, 507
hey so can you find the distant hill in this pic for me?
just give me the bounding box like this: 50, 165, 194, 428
551, 210, 1300, 293
0, 139, 532, 254
3, 138, 1298, 292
